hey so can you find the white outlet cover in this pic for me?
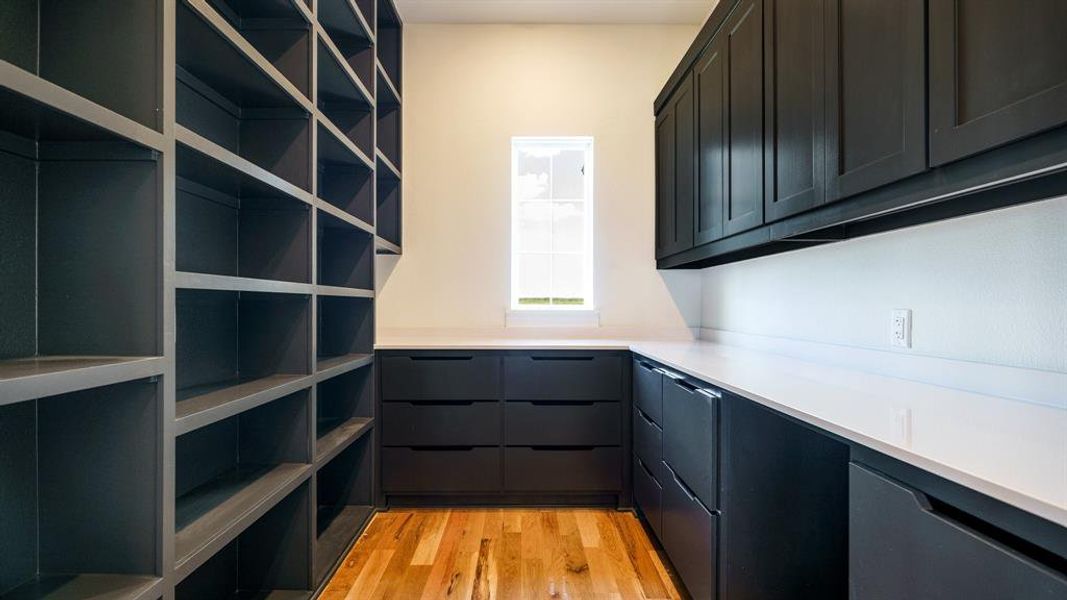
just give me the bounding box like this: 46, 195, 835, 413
891, 309, 912, 348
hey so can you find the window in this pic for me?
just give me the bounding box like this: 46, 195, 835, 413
510, 137, 594, 310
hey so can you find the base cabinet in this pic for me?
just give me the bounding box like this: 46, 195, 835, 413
662, 464, 718, 600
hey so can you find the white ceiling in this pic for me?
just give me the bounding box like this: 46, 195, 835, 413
394, 0, 717, 24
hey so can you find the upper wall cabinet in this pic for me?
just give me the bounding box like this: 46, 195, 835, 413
928, 0, 1067, 166
655, 74, 695, 259
825, 0, 926, 202
721, 0, 765, 237
763, 0, 825, 221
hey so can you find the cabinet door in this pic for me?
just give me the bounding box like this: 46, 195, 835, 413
929, 0, 1067, 166
763, 0, 826, 222
826, 0, 926, 201
694, 36, 727, 245
722, 0, 765, 237
655, 75, 696, 258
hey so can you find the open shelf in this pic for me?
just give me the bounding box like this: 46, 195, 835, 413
317, 37, 374, 158
316, 121, 375, 223
176, 289, 311, 425
316, 296, 374, 372
177, 142, 312, 285
176, 483, 312, 598
177, 0, 312, 192
375, 66, 402, 170
317, 211, 374, 291
0, 0, 161, 130
318, 0, 375, 90
175, 390, 311, 580
316, 363, 375, 465
0, 356, 164, 408
206, 0, 313, 99
375, 0, 402, 95
0, 379, 160, 598
314, 434, 374, 584
375, 155, 402, 247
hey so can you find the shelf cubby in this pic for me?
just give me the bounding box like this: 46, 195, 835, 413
318, 0, 375, 89
177, 142, 312, 285
314, 434, 374, 584
375, 155, 402, 247
177, 0, 312, 192
375, 0, 402, 94
316, 296, 374, 373
206, 0, 313, 99
0, 379, 161, 599
176, 289, 311, 425
315, 363, 374, 466
176, 483, 312, 599
0, 0, 161, 130
375, 67, 402, 169
175, 390, 311, 579
317, 37, 374, 157
317, 212, 374, 291
316, 121, 375, 223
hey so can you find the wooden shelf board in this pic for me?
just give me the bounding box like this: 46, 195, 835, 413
0, 356, 164, 407
176, 374, 312, 435
318, 0, 374, 47
175, 463, 311, 582
315, 353, 374, 380
375, 236, 402, 255
317, 117, 375, 170
314, 285, 374, 299
375, 149, 401, 179
176, 272, 313, 295
316, 201, 375, 235
314, 504, 374, 583
315, 417, 373, 466
0, 573, 162, 600
375, 60, 401, 106
317, 33, 374, 107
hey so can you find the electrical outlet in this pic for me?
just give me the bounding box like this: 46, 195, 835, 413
891, 309, 912, 348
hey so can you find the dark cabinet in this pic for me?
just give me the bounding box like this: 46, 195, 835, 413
850, 463, 1067, 599
655, 74, 696, 258
694, 35, 727, 244
504, 447, 621, 492
633, 457, 664, 539
504, 354, 622, 402
633, 359, 664, 425
662, 464, 718, 600
722, 0, 765, 236
825, 0, 926, 201
505, 402, 620, 446
662, 377, 719, 510
928, 0, 1067, 166
763, 0, 826, 221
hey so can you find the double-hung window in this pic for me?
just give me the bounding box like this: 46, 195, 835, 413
510, 137, 594, 310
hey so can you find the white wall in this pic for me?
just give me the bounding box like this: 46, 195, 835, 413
377, 23, 702, 333
701, 196, 1067, 373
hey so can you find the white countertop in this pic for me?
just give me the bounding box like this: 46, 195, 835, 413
376, 334, 1067, 529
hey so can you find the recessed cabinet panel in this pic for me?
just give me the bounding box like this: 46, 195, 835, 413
655, 75, 696, 258
633, 360, 664, 425
504, 354, 622, 402
662, 379, 718, 510
722, 0, 765, 236
662, 466, 718, 600
928, 0, 1067, 166
694, 38, 727, 245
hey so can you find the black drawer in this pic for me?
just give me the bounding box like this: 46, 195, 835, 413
634, 456, 663, 541
505, 402, 620, 446
381, 355, 500, 401
504, 354, 622, 401
662, 377, 719, 510
633, 406, 667, 484
382, 401, 501, 446
633, 358, 664, 424
662, 463, 718, 600
382, 447, 501, 493
504, 447, 621, 492
850, 463, 1067, 599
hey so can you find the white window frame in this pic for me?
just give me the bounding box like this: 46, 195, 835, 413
509, 136, 595, 312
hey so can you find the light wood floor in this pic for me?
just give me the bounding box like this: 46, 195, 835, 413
320, 509, 685, 600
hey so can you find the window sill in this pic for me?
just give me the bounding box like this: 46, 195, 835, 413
505, 309, 600, 329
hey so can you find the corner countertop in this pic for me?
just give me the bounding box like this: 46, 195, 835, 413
375, 333, 1067, 529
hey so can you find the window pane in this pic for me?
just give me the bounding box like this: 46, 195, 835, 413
551, 149, 585, 200
552, 202, 584, 253
552, 254, 585, 304
516, 253, 551, 304
516, 151, 550, 200
517, 202, 552, 252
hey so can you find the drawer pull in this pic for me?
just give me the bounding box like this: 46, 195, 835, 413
528, 446, 597, 451
636, 456, 658, 480
672, 378, 699, 392
409, 356, 474, 361
408, 400, 477, 406
410, 446, 476, 451
666, 463, 702, 504
638, 361, 656, 371
661, 369, 685, 380
531, 356, 595, 361
530, 400, 595, 406
697, 388, 722, 400
636, 408, 659, 428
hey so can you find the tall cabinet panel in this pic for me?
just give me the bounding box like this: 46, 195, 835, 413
825, 0, 926, 202
763, 0, 825, 222
722, 0, 765, 237
929, 0, 1067, 166
694, 38, 727, 245
655, 74, 695, 259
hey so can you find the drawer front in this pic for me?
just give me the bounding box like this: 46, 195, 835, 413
634, 456, 664, 541
382, 401, 501, 446
850, 463, 1067, 599
633, 359, 664, 424
381, 355, 500, 401
382, 447, 501, 493
662, 377, 719, 509
504, 354, 622, 401
662, 464, 718, 600
633, 407, 667, 484
504, 447, 622, 492
506, 402, 621, 446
